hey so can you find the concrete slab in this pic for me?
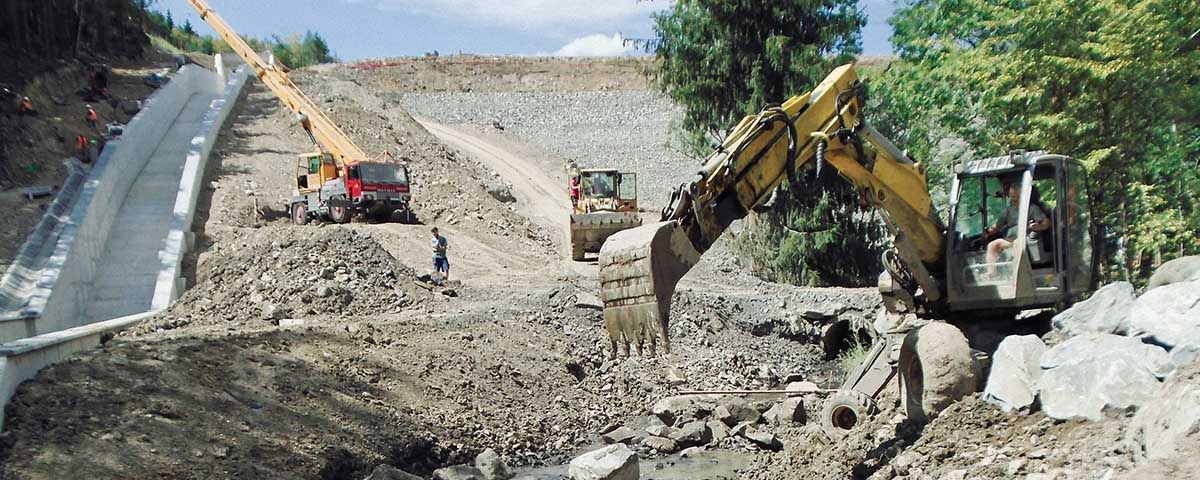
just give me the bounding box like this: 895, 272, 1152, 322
82, 92, 219, 322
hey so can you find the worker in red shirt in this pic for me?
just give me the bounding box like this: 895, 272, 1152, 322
85, 104, 98, 129
569, 173, 581, 205
17, 96, 36, 116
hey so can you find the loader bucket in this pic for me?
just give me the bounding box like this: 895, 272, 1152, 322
570, 211, 643, 258
598, 221, 701, 357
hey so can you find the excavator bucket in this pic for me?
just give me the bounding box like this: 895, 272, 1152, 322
598, 221, 701, 357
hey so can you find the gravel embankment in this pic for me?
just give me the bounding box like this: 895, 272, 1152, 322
401, 91, 700, 210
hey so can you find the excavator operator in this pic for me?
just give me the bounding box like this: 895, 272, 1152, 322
984, 180, 1051, 272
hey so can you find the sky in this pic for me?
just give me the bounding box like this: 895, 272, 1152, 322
156, 0, 897, 61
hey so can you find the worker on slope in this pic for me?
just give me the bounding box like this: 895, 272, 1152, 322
85, 104, 98, 129
17, 96, 36, 116
431, 226, 450, 282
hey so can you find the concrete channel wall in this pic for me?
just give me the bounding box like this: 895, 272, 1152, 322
153, 66, 250, 310
0, 64, 249, 427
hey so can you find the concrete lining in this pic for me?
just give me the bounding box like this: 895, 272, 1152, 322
153, 66, 250, 309
0, 310, 155, 426
0, 160, 90, 319
0, 65, 249, 428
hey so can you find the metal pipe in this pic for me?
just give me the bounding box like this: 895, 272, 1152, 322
861, 122, 913, 165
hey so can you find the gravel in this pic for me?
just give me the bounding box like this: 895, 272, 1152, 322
401, 91, 699, 210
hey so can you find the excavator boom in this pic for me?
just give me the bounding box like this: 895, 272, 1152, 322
600, 64, 946, 356
187, 0, 368, 165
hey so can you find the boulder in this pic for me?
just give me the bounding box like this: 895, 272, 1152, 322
363, 465, 423, 480
1051, 282, 1135, 336
706, 421, 730, 443
762, 397, 805, 424
1125, 362, 1200, 462
641, 436, 679, 453
1127, 281, 1200, 350
1146, 255, 1200, 290
433, 465, 486, 480
474, 448, 512, 480
983, 335, 1048, 413
802, 302, 845, 320
785, 381, 820, 394
713, 398, 760, 427
568, 444, 639, 480
601, 427, 637, 445
741, 428, 783, 451
651, 395, 718, 426
1037, 334, 1170, 420
574, 292, 604, 310
669, 420, 712, 448
645, 425, 675, 438
486, 183, 516, 203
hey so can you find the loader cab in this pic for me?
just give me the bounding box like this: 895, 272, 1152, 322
946, 151, 1094, 312
578, 169, 638, 213
295, 152, 340, 193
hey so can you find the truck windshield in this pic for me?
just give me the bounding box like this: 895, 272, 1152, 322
359, 163, 408, 184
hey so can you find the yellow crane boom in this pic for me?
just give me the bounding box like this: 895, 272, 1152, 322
187, 0, 368, 166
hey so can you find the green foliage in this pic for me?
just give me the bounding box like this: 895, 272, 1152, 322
141, 6, 336, 68
652, 0, 865, 154
270, 32, 335, 71
877, 0, 1200, 284
837, 341, 869, 377
653, 0, 883, 287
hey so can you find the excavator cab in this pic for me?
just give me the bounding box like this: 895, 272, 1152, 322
945, 151, 1095, 311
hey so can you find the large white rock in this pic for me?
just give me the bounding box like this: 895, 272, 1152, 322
1146, 255, 1200, 290
1127, 281, 1200, 350
1051, 282, 1135, 335
1037, 334, 1171, 420
568, 444, 639, 480
475, 448, 512, 480
983, 335, 1047, 413
1125, 362, 1200, 462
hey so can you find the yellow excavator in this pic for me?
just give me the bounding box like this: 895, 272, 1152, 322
188, 0, 413, 225
599, 64, 1096, 438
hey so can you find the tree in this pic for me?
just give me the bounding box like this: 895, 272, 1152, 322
652, 0, 882, 286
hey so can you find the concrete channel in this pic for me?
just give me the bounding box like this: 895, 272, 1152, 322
0, 61, 250, 426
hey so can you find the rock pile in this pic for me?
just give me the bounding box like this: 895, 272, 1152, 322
981, 260, 1200, 464
140, 227, 429, 332
590, 392, 807, 458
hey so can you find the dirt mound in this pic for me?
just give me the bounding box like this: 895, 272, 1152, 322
137, 227, 429, 333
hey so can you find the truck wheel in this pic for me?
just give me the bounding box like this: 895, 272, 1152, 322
820, 389, 878, 441
898, 322, 980, 423
571, 242, 585, 261
329, 196, 351, 224
291, 203, 308, 225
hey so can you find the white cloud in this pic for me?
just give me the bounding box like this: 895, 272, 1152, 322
367, 0, 662, 29
553, 33, 637, 57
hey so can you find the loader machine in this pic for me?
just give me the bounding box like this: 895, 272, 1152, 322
597, 64, 1097, 439
570, 168, 643, 261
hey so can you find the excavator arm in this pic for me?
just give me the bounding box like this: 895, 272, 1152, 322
187, 0, 368, 166
599, 64, 946, 356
